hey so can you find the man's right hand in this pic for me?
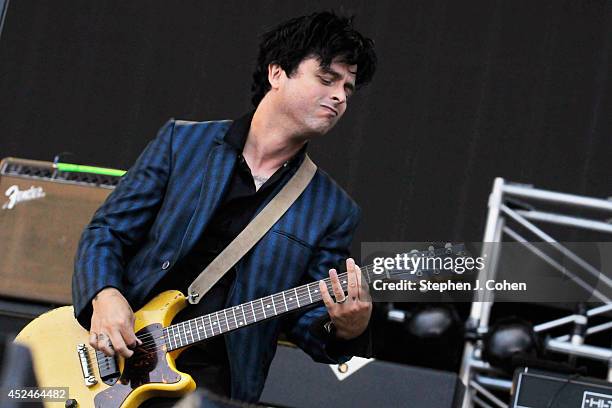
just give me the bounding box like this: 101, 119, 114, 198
89, 287, 142, 358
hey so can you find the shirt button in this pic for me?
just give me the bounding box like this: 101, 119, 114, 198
162, 261, 170, 270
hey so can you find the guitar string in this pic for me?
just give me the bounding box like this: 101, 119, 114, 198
86, 261, 386, 356
92, 263, 446, 355
85, 270, 355, 356
85, 248, 457, 355
143, 252, 453, 352
87, 256, 449, 355
86, 268, 441, 361
107, 269, 396, 356
86, 287, 328, 359
129, 261, 393, 351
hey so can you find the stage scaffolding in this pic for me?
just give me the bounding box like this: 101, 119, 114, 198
459, 178, 612, 408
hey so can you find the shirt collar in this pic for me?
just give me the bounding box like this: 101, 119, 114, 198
223, 111, 308, 169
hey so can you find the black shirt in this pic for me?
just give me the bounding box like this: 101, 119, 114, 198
148, 112, 307, 395
151, 111, 306, 300
148, 112, 370, 399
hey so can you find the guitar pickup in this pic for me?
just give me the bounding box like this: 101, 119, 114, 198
76, 344, 97, 387
95, 349, 120, 386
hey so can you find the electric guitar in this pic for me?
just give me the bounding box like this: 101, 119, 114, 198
15, 244, 464, 407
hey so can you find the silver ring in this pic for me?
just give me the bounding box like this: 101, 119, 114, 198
336, 296, 347, 304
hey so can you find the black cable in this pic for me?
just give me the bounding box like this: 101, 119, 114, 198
545, 373, 582, 408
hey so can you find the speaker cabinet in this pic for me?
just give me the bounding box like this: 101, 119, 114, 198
0, 158, 120, 304
261, 344, 464, 408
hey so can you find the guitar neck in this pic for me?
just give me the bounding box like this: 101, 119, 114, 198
162, 244, 464, 351
164, 268, 372, 351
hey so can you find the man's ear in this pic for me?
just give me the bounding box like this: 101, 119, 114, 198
267, 63, 285, 90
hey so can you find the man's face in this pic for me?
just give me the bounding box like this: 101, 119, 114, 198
273, 56, 357, 138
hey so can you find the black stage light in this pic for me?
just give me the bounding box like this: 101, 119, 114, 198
407, 305, 461, 339
483, 317, 541, 373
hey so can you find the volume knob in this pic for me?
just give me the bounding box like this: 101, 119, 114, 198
65, 399, 78, 408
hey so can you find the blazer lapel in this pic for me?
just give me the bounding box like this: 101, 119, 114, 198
178, 140, 236, 258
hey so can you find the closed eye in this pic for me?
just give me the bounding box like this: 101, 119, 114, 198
318, 75, 333, 85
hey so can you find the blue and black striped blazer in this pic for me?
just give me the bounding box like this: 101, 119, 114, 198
72, 118, 361, 402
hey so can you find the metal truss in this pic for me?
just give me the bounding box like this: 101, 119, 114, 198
459, 178, 612, 408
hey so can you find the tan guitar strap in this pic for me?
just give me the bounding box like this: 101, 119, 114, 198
187, 155, 317, 304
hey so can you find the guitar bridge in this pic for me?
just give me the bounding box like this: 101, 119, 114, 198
76, 344, 97, 387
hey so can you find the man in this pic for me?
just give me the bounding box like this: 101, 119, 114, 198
73, 11, 377, 405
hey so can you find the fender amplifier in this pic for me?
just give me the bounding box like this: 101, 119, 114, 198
0, 158, 121, 304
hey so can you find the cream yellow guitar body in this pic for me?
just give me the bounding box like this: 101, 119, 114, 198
13, 245, 463, 407
15, 290, 196, 408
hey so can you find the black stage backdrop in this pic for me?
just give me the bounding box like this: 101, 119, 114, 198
1, 0, 611, 252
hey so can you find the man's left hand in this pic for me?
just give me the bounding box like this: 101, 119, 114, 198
319, 258, 372, 340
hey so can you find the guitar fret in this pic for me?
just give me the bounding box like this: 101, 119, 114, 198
175, 325, 182, 348
223, 309, 230, 332
197, 316, 206, 339
213, 310, 223, 334
182, 322, 188, 344
294, 288, 300, 307
241, 305, 247, 326
169, 328, 176, 349
187, 320, 195, 343
208, 314, 215, 336
164, 328, 172, 350
166, 327, 174, 350
232, 306, 239, 327
287, 292, 294, 308
170, 325, 177, 348
181, 322, 189, 346
260, 298, 266, 319
308, 284, 315, 301
215, 312, 223, 333
159, 246, 462, 350
196, 316, 208, 339
174, 323, 181, 348
178, 323, 186, 348
193, 319, 201, 342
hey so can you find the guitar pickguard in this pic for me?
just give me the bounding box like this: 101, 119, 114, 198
93, 323, 180, 407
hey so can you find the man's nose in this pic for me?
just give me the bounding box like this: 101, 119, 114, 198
331, 89, 347, 105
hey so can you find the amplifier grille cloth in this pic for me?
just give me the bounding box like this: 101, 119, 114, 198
0, 157, 118, 304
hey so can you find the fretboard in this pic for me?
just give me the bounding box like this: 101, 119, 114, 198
162, 244, 463, 351
163, 268, 373, 351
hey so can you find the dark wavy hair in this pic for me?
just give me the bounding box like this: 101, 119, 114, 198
251, 11, 377, 106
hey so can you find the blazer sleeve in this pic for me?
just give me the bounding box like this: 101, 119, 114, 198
282, 204, 365, 364
72, 119, 175, 329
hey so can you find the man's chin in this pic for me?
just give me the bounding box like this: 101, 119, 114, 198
311, 118, 338, 135
297, 116, 337, 139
